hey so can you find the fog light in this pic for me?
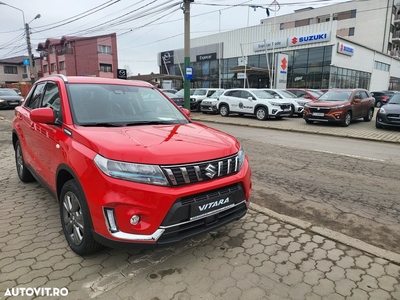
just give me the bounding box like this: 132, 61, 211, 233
272, 109, 277, 114
104, 208, 118, 233
335, 114, 341, 119
130, 214, 141, 225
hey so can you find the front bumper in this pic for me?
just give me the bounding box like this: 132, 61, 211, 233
303, 109, 344, 123
376, 113, 400, 127
85, 159, 252, 247
200, 104, 218, 113
0, 101, 20, 109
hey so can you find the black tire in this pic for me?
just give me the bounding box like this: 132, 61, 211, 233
297, 112, 304, 118
238, 113, 244, 117
375, 120, 383, 129
60, 179, 103, 255
255, 107, 268, 121
219, 104, 230, 117
275, 116, 283, 120
202, 112, 208, 114
364, 108, 374, 122
305, 119, 314, 124
341, 111, 352, 127
15, 140, 35, 183
290, 104, 295, 117
375, 101, 382, 108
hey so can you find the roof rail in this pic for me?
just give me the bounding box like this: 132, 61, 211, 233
44, 74, 68, 82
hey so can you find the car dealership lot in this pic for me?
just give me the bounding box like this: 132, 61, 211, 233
1, 110, 400, 300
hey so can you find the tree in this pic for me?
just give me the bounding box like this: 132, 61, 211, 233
123, 65, 133, 77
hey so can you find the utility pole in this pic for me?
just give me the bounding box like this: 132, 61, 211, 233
183, 0, 193, 110
25, 23, 33, 82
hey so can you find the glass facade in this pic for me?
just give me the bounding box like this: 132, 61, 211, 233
165, 45, 371, 90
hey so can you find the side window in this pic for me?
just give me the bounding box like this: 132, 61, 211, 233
25, 83, 45, 110
227, 90, 240, 98
240, 91, 252, 99
207, 90, 215, 97
360, 91, 369, 99
42, 82, 62, 121
298, 92, 306, 97
354, 91, 362, 100
269, 91, 280, 98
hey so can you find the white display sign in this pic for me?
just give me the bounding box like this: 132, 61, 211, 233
253, 38, 288, 52
275, 53, 289, 89
237, 73, 247, 79
163, 80, 172, 89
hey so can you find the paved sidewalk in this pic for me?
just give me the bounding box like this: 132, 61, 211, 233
1, 115, 400, 300
189, 111, 400, 144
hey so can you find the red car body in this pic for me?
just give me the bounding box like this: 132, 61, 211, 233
286, 88, 323, 101
12, 75, 252, 255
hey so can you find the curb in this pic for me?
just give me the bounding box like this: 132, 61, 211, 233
250, 203, 400, 265
191, 117, 400, 145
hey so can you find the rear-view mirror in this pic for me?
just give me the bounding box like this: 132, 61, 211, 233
30, 108, 55, 124
181, 107, 191, 118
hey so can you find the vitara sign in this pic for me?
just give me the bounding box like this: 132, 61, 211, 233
288, 32, 330, 47
337, 42, 354, 56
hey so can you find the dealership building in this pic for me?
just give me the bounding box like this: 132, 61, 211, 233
158, 0, 400, 91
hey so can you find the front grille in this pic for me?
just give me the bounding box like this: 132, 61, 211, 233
280, 104, 290, 109
161, 154, 240, 186
387, 114, 400, 123
310, 107, 330, 114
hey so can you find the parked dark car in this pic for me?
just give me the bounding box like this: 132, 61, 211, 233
13, 88, 22, 96
0, 88, 24, 109
164, 92, 184, 107
286, 88, 323, 101
370, 91, 395, 108
376, 92, 400, 129
303, 88, 375, 127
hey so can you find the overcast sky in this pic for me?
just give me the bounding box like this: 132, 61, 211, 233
0, 0, 348, 75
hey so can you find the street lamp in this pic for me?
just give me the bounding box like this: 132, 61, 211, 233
0, 2, 40, 79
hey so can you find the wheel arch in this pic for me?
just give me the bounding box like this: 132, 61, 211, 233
254, 104, 269, 113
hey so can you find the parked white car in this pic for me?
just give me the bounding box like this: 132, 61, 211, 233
190, 88, 224, 111
263, 89, 312, 116
218, 88, 292, 120
200, 90, 225, 114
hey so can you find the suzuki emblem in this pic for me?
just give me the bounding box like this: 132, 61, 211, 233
205, 164, 217, 179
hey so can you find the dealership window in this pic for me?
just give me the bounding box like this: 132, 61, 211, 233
247, 55, 259, 68
51, 63, 56, 72
349, 27, 355, 36
295, 21, 299, 27
308, 18, 313, 25
4, 66, 17, 74
43, 65, 48, 73
59, 61, 65, 70
98, 45, 111, 54
350, 10, 356, 18
280, 23, 284, 30
99, 63, 112, 72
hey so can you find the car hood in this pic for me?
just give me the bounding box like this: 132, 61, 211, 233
72, 122, 239, 164
307, 100, 348, 107
382, 103, 400, 113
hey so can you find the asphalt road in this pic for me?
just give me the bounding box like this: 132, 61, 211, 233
196, 121, 400, 255
1, 108, 399, 255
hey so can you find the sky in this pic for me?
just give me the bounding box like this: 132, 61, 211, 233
0, 0, 349, 75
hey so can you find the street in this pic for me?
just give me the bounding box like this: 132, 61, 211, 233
1, 108, 400, 300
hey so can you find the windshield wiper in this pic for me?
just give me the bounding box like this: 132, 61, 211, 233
80, 122, 125, 127
124, 120, 178, 126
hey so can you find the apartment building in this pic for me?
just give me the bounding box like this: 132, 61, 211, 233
36, 33, 118, 78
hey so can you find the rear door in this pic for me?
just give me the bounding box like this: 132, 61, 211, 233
223, 90, 241, 112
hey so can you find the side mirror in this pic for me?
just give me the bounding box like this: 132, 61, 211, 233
247, 97, 253, 100
354, 98, 361, 103
304, 95, 311, 99
275, 96, 280, 99
181, 107, 191, 118
30, 107, 55, 124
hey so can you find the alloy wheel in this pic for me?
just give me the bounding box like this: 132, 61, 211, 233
62, 191, 85, 246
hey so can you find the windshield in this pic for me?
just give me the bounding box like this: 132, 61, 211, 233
193, 89, 207, 96
0, 89, 19, 96
318, 91, 352, 101
307, 90, 323, 98
175, 89, 194, 97
252, 90, 274, 99
277, 90, 297, 98
67, 84, 189, 126
388, 93, 400, 104
209, 90, 224, 99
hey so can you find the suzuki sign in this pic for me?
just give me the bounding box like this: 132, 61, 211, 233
288, 32, 330, 47
275, 53, 289, 89
337, 42, 354, 56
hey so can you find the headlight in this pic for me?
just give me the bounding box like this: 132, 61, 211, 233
379, 107, 387, 114
0, 99, 4, 103
294, 99, 305, 105
270, 101, 282, 106
94, 154, 169, 186
304, 104, 310, 108
330, 105, 344, 110
237, 147, 245, 171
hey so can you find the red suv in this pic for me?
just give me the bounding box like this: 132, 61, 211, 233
286, 88, 323, 101
12, 75, 252, 255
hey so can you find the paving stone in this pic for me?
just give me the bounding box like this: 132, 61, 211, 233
275, 261, 296, 277
316, 259, 333, 272
248, 253, 270, 268
240, 286, 267, 300
357, 274, 378, 292
327, 249, 344, 261
345, 269, 366, 282
334, 278, 357, 297
282, 269, 304, 285
313, 278, 335, 297
368, 289, 392, 300
299, 259, 316, 272
302, 242, 319, 253
304, 269, 325, 286
377, 275, 398, 292
336, 256, 355, 269
355, 255, 373, 269
218, 286, 242, 300
311, 235, 325, 244
209, 263, 234, 281
346, 288, 369, 300
210, 276, 236, 295
385, 263, 400, 278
